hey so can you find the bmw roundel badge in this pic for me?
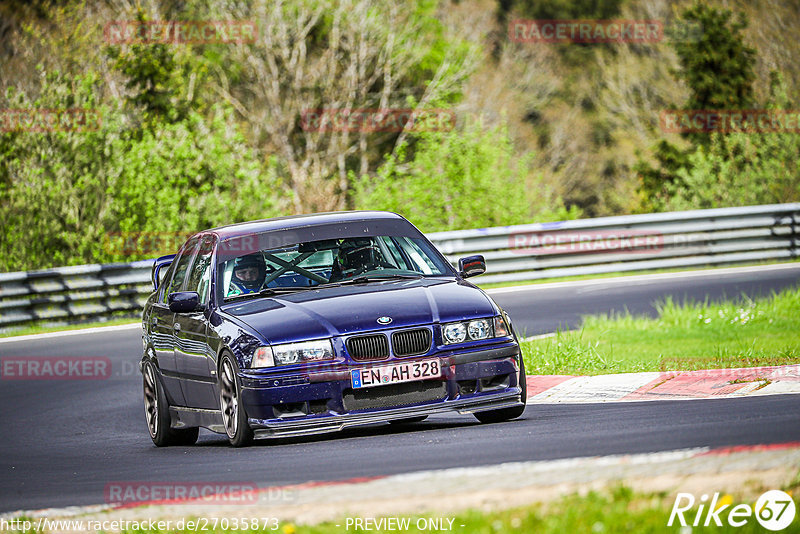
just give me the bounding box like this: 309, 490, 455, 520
377, 316, 392, 325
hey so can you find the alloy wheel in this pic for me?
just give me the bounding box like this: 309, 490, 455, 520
219, 359, 239, 438
143, 363, 159, 438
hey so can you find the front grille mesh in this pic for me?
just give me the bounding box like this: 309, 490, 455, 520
392, 328, 432, 357
343, 380, 447, 411
347, 334, 389, 361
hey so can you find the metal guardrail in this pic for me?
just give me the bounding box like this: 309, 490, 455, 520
1, 204, 798, 331
427, 203, 800, 284
0, 261, 154, 332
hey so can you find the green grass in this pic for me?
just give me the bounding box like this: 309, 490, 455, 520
0, 317, 138, 338
101, 485, 800, 533
477, 258, 800, 290
521, 286, 800, 375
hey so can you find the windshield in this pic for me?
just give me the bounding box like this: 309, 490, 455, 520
220, 235, 452, 300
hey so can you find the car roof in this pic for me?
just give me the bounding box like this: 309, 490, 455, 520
203, 211, 406, 241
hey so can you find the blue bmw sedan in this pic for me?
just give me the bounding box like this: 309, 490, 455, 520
141, 211, 526, 447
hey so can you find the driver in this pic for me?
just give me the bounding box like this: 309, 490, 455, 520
228, 253, 267, 296
331, 238, 388, 280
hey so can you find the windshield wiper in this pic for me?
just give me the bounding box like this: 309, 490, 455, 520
344, 273, 424, 284
224, 286, 314, 302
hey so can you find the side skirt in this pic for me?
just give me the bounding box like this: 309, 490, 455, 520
169, 406, 226, 434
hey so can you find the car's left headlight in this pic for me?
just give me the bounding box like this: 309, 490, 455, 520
441, 316, 510, 345
273, 339, 335, 365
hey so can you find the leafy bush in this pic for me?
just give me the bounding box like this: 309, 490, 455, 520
664, 129, 800, 210
0, 69, 290, 271
353, 119, 578, 232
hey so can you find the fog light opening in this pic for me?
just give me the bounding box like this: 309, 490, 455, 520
479, 374, 511, 392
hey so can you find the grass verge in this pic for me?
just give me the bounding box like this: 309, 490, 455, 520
521, 286, 800, 375
0, 317, 138, 338
111, 486, 799, 533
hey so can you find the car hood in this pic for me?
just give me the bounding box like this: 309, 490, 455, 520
220, 278, 497, 344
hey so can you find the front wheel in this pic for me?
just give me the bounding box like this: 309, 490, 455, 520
142, 360, 198, 446
474, 357, 527, 424
219, 354, 254, 447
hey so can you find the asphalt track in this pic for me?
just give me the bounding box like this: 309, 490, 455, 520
1, 264, 799, 513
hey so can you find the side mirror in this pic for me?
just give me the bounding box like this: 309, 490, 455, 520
168, 291, 203, 313
151, 254, 175, 290
458, 255, 486, 278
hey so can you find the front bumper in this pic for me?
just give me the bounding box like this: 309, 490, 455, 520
240, 343, 523, 438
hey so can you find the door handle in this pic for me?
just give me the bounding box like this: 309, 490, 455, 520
173, 323, 181, 332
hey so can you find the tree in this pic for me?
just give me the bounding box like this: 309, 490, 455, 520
672, 3, 757, 113
661, 73, 800, 210
210, 0, 475, 213
637, 2, 759, 211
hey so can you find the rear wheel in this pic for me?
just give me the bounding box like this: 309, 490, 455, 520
474, 357, 527, 424
142, 361, 199, 446
219, 354, 254, 447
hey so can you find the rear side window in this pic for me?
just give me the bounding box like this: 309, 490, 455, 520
161, 236, 200, 302
185, 236, 215, 305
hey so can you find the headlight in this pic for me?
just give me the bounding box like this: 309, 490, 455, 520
442, 316, 511, 345
468, 319, 491, 340
442, 323, 467, 344
273, 339, 334, 366
251, 346, 275, 368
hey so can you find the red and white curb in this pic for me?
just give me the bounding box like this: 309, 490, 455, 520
526, 364, 800, 403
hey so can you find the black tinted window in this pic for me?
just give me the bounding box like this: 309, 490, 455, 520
163, 236, 200, 300
185, 236, 214, 304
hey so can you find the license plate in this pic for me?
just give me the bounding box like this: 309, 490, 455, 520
351, 359, 441, 389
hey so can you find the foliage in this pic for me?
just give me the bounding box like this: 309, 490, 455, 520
672, 3, 757, 113
664, 129, 800, 210
640, 71, 800, 212
353, 119, 579, 232
206, 0, 476, 212
636, 2, 764, 212
0, 69, 289, 271
498, 0, 624, 20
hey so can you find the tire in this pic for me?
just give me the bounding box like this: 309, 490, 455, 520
389, 416, 428, 425
142, 360, 199, 446
474, 357, 527, 424
219, 353, 254, 447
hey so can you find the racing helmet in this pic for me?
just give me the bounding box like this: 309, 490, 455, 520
337, 238, 385, 271
232, 253, 267, 290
